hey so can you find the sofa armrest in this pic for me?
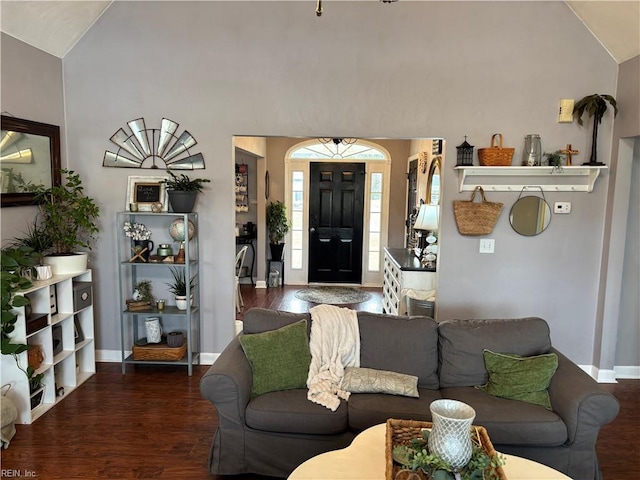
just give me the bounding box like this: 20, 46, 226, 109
548, 348, 619, 445
200, 337, 252, 428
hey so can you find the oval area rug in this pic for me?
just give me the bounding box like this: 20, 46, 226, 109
295, 286, 371, 305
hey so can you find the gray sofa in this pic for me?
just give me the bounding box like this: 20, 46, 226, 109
200, 308, 619, 479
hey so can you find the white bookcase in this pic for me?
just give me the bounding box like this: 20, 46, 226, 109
1, 271, 95, 424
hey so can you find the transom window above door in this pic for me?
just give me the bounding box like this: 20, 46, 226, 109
290, 139, 386, 160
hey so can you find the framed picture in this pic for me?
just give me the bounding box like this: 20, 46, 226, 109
126, 176, 168, 211
74, 315, 84, 344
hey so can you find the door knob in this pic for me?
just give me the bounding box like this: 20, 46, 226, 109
310, 227, 316, 233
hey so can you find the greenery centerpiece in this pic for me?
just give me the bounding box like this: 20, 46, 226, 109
161, 171, 210, 213
266, 200, 291, 261
33, 169, 100, 274
573, 94, 618, 166
392, 427, 505, 480
544, 151, 563, 168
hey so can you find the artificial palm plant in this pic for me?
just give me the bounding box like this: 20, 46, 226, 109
573, 94, 618, 165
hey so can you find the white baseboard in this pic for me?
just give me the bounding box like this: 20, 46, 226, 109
614, 365, 640, 379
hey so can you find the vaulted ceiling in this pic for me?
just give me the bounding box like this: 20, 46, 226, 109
0, 1, 638, 63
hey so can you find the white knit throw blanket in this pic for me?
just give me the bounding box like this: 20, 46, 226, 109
306, 304, 360, 411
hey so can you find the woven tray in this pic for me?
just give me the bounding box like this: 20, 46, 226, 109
132, 341, 187, 361
385, 418, 507, 480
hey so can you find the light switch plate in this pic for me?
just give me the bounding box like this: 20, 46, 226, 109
479, 239, 495, 253
558, 99, 574, 123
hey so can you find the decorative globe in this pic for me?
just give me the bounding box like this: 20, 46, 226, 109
169, 219, 196, 242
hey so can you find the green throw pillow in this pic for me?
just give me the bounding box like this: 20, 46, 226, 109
239, 319, 311, 398
477, 349, 558, 410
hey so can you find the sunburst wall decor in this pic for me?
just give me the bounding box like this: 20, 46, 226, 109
103, 118, 205, 170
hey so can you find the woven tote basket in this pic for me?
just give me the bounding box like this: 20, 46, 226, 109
478, 133, 515, 166
453, 186, 503, 236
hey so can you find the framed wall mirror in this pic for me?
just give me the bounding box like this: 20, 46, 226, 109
426, 156, 441, 205
510, 195, 552, 236
1, 115, 61, 207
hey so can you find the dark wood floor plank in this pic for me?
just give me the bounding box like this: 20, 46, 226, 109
2, 285, 637, 479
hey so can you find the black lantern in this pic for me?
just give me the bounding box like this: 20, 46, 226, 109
456, 136, 474, 166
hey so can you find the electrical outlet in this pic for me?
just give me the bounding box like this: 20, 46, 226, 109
479, 239, 495, 253
554, 202, 571, 214
558, 99, 574, 123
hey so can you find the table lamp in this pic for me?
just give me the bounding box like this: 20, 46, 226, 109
413, 204, 439, 269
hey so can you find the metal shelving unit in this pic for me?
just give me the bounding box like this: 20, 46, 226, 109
116, 211, 200, 376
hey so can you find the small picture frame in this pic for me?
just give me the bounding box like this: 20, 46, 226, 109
126, 176, 168, 212
74, 315, 84, 344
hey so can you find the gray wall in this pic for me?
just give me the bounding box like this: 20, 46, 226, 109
13, 1, 622, 364
0, 33, 65, 243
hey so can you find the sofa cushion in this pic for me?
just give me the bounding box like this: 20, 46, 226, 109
242, 308, 311, 335
246, 389, 348, 435
440, 386, 567, 446
438, 317, 552, 388
347, 388, 442, 431
478, 350, 558, 410
341, 367, 419, 398
239, 319, 311, 397
357, 312, 439, 389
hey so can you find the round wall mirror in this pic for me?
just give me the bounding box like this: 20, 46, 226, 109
509, 196, 551, 236
426, 156, 441, 205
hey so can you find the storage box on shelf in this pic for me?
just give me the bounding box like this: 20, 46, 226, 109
116, 211, 200, 376
0, 271, 95, 424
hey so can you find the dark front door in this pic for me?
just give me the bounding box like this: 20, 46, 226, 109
308, 162, 365, 283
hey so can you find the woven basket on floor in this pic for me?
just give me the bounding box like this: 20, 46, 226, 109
478, 133, 515, 166
453, 186, 503, 236
385, 418, 507, 480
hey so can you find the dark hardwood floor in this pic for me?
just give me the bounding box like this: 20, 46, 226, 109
2, 285, 638, 479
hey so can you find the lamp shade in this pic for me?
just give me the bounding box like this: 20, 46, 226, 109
413, 204, 439, 231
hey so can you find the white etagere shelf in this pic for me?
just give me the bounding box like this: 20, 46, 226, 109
454, 166, 607, 193
1, 271, 95, 424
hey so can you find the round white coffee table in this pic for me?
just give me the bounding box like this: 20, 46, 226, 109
289, 424, 571, 480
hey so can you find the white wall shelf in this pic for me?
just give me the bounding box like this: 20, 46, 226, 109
454, 166, 607, 193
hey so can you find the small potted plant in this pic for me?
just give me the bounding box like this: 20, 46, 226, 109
161, 170, 211, 213
166, 267, 197, 310
123, 222, 153, 263
33, 169, 100, 274
573, 94, 618, 165
266, 200, 291, 261
544, 151, 563, 168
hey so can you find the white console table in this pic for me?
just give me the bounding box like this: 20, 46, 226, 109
383, 248, 436, 316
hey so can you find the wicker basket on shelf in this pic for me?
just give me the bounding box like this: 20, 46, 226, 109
132, 341, 187, 361
478, 133, 515, 166
385, 418, 507, 480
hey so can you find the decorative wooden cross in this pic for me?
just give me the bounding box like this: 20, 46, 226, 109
560, 144, 579, 166
130, 246, 149, 263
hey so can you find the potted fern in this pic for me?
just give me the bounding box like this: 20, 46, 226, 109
161, 171, 210, 213
573, 94, 618, 166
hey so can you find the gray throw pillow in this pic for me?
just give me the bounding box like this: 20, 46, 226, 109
341, 367, 419, 398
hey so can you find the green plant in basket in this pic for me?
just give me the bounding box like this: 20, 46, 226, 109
392, 429, 505, 480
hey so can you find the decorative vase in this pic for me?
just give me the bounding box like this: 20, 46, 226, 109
428, 399, 476, 469
132, 240, 154, 263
